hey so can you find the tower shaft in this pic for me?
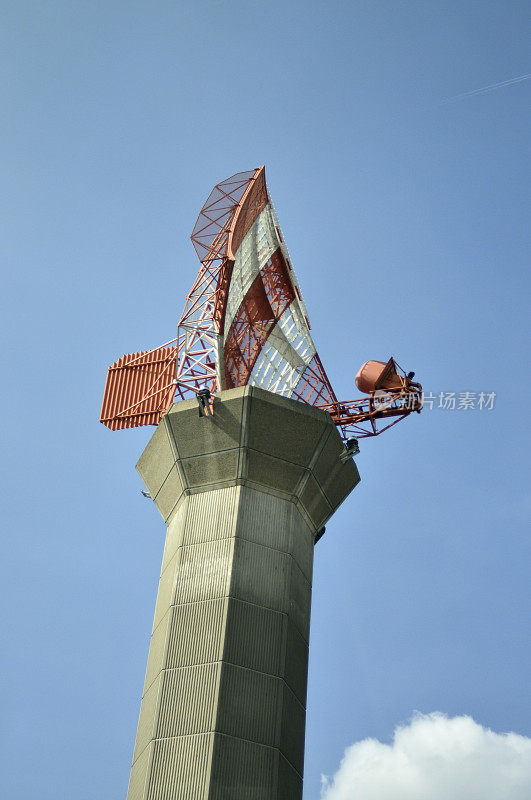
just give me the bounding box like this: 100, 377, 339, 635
127, 387, 359, 799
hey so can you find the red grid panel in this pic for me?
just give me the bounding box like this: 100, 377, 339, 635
190, 170, 256, 262
224, 248, 296, 389
100, 347, 177, 430
227, 168, 269, 259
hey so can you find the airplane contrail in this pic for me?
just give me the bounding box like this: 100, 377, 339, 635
441, 72, 531, 104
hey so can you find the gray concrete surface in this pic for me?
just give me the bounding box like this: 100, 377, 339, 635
126, 386, 360, 799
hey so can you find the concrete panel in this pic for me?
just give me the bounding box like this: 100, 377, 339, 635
133, 673, 162, 763
154, 464, 185, 522
289, 504, 314, 583
152, 548, 181, 633
127, 739, 152, 800
166, 394, 245, 458
277, 752, 303, 800
299, 472, 333, 532
173, 539, 234, 605
160, 496, 188, 572
183, 486, 238, 546
147, 734, 212, 800
311, 427, 361, 512
283, 618, 309, 706
318, 456, 360, 513
288, 558, 312, 643
247, 384, 329, 424
223, 598, 284, 676
180, 449, 240, 489
230, 538, 290, 613
136, 421, 175, 498
156, 663, 220, 739
235, 485, 291, 553
209, 735, 276, 800
143, 608, 171, 694
216, 663, 280, 746
246, 448, 306, 495
279, 683, 306, 776
247, 393, 329, 467
165, 599, 226, 669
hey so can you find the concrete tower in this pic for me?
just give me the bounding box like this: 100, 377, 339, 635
125, 386, 359, 799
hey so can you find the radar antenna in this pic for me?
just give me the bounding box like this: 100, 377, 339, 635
100, 167, 422, 438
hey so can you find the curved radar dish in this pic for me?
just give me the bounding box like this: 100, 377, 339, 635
100, 167, 422, 438
176, 166, 337, 410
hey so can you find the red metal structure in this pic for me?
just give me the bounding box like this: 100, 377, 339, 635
100, 167, 422, 438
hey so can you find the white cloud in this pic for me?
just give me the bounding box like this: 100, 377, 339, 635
320, 712, 531, 800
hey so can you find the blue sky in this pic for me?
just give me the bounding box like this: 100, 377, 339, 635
2, 2, 529, 798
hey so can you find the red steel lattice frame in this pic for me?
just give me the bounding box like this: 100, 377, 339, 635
100, 167, 422, 438
100, 346, 177, 431
174, 168, 268, 399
